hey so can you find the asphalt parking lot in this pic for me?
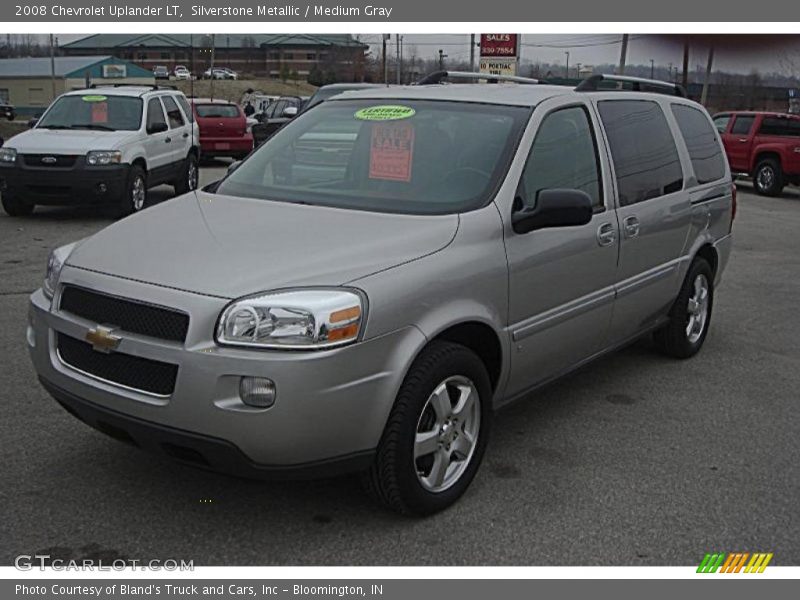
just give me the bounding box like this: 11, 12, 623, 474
1, 172, 798, 566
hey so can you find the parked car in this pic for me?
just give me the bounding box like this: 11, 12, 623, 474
713, 110, 800, 196
27, 74, 734, 515
0, 85, 199, 217
191, 98, 253, 160
203, 68, 237, 80
174, 66, 192, 81
153, 66, 170, 80
251, 95, 308, 145
0, 102, 15, 121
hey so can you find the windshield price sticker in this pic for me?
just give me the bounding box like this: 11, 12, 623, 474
91, 102, 109, 124
81, 95, 107, 102
355, 105, 416, 121
369, 122, 415, 182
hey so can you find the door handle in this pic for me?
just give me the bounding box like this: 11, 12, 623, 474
596, 222, 616, 247
182, 132, 189, 138
165, 137, 172, 143
623, 215, 640, 238
738, 138, 748, 143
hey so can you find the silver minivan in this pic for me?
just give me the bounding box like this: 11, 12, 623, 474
27, 74, 734, 515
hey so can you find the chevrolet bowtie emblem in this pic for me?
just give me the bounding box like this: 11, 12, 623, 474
85, 325, 122, 353
41, 156, 57, 164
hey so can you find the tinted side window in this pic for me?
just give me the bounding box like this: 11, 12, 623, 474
521, 105, 602, 210
713, 114, 730, 133
146, 98, 166, 130
731, 115, 755, 135
598, 100, 683, 206
161, 96, 185, 129
175, 95, 194, 123
671, 104, 726, 184
758, 117, 800, 137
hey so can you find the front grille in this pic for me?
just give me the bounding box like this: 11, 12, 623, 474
57, 333, 178, 396
60, 286, 189, 343
22, 154, 78, 168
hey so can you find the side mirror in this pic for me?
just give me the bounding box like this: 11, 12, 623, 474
227, 160, 242, 175
512, 188, 594, 234
27, 118, 38, 128
147, 121, 169, 135
283, 106, 298, 118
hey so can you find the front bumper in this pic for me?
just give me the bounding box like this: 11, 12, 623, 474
0, 157, 129, 205
27, 267, 425, 472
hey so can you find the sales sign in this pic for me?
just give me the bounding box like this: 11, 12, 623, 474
479, 34, 519, 58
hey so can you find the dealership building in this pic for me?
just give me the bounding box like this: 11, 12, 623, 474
0, 56, 154, 116
60, 33, 369, 81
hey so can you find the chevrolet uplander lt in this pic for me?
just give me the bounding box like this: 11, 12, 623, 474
27, 74, 734, 515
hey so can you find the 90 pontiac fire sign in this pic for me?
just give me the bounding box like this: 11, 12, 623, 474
479, 34, 520, 77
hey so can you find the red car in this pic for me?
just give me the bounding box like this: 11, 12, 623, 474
713, 111, 800, 196
191, 98, 253, 160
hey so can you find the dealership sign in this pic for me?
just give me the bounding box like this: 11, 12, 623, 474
479, 34, 520, 78
480, 34, 519, 57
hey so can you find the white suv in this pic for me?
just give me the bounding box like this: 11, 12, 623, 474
0, 85, 200, 217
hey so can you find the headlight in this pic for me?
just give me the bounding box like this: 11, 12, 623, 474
216, 289, 365, 349
86, 150, 122, 166
43, 242, 78, 300
0, 147, 17, 164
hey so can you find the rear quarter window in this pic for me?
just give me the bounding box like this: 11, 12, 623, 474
598, 99, 683, 206
758, 117, 800, 137
671, 104, 726, 184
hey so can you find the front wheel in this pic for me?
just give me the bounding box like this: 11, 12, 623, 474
754, 158, 784, 196
174, 153, 198, 195
113, 165, 147, 218
1, 191, 34, 216
654, 257, 714, 359
363, 341, 492, 515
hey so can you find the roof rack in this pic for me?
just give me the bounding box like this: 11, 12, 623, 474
88, 83, 177, 91
416, 70, 540, 85
575, 74, 686, 97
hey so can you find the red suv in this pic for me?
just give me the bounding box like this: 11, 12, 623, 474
713, 111, 800, 196
191, 98, 253, 160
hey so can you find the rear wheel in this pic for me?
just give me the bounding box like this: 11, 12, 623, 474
653, 257, 714, 359
174, 153, 198, 195
754, 158, 784, 196
1, 191, 34, 216
363, 341, 492, 515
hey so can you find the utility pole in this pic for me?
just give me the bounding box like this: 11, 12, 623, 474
701, 46, 714, 106
650, 59, 654, 79
681, 38, 690, 90
209, 34, 216, 100
438, 49, 447, 70
49, 34, 56, 99
382, 34, 389, 84
618, 33, 629, 75
469, 34, 476, 72
396, 35, 402, 84
668, 62, 673, 83
564, 51, 570, 79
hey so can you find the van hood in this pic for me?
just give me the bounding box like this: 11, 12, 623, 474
67, 191, 459, 298
8, 128, 135, 155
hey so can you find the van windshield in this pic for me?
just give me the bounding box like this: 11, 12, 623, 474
217, 99, 530, 215
38, 95, 143, 131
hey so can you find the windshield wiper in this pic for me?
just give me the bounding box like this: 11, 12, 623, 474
71, 123, 116, 131
38, 124, 72, 129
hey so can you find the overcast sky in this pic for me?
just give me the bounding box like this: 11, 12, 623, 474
49, 33, 800, 75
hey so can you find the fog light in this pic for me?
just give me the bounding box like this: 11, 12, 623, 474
97, 183, 107, 193
239, 377, 276, 408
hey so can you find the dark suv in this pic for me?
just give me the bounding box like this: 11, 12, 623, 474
252, 95, 308, 145
713, 111, 800, 196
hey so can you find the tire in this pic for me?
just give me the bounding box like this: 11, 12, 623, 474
363, 340, 492, 516
173, 153, 198, 195
754, 158, 784, 197
1, 191, 34, 216
114, 164, 147, 218
653, 257, 714, 359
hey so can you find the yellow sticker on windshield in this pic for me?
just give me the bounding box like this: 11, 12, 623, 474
81, 95, 107, 102
355, 105, 415, 121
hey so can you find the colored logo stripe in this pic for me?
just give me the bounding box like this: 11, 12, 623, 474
697, 552, 773, 573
